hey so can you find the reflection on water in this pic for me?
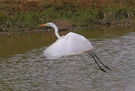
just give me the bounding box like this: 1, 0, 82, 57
0, 26, 134, 58
0, 26, 135, 91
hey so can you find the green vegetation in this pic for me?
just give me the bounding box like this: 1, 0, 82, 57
0, 0, 135, 32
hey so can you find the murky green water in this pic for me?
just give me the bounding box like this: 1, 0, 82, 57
0, 26, 135, 91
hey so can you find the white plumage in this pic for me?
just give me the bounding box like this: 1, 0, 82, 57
44, 32, 94, 59
40, 22, 94, 59
39, 22, 111, 72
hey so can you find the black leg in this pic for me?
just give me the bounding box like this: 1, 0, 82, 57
87, 51, 106, 72
89, 51, 111, 71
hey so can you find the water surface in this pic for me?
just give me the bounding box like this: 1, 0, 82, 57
0, 26, 135, 91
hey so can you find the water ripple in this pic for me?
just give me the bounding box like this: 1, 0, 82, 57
0, 32, 135, 91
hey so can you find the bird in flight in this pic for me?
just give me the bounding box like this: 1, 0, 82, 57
39, 22, 111, 72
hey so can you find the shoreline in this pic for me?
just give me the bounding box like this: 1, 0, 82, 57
0, 0, 135, 33
0, 24, 135, 36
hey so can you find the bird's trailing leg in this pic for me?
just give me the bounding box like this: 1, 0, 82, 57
87, 51, 111, 72
89, 51, 111, 71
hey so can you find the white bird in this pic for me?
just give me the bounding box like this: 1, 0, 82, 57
39, 22, 111, 72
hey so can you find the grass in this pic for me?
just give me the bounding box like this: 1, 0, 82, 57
0, 0, 135, 32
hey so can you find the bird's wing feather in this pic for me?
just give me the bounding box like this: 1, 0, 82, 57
44, 32, 94, 59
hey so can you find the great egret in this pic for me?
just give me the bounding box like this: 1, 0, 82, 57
39, 22, 111, 72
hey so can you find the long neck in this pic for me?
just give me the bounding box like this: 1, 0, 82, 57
52, 24, 61, 39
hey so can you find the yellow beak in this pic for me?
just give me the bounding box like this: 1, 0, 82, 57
39, 24, 47, 27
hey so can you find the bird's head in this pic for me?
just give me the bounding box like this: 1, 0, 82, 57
39, 22, 56, 27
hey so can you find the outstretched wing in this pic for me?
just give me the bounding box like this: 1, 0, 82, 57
44, 32, 94, 59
